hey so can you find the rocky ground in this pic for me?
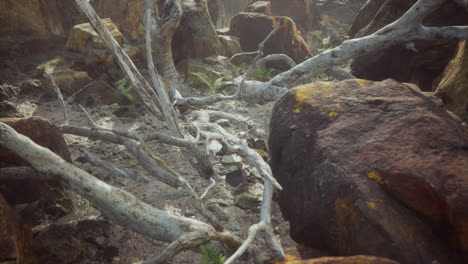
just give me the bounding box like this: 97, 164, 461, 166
8, 74, 298, 263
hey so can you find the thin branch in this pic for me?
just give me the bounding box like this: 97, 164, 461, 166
73, 0, 164, 119
82, 151, 150, 183
199, 178, 216, 200
47, 74, 69, 125
59, 125, 181, 188
224, 221, 267, 264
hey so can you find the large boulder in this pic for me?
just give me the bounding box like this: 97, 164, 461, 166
0, 194, 37, 264
269, 79, 468, 264
269, 0, 321, 31
434, 40, 468, 121
316, 0, 367, 25
92, 0, 145, 41
0, 117, 72, 208
0, 0, 79, 58
230, 12, 311, 63
349, 0, 468, 91
66, 18, 124, 53
278, 255, 399, 264
172, 0, 223, 63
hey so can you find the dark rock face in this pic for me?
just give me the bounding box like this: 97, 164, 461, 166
0, 0, 79, 58
269, 0, 321, 31
349, 0, 468, 91
269, 79, 468, 264
230, 12, 311, 63
0, 194, 37, 264
172, 0, 223, 63
0, 117, 71, 206
316, 0, 367, 25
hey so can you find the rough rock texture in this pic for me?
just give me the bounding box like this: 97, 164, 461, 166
434, 40, 468, 121
218, 35, 242, 58
316, 0, 367, 25
247, 1, 272, 15
269, 79, 468, 264
349, 0, 468, 91
270, 0, 321, 31
172, 0, 223, 63
33, 220, 117, 264
36, 57, 93, 96
0, 117, 71, 205
230, 13, 311, 63
66, 18, 124, 53
278, 255, 399, 264
92, 0, 145, 41
0, 0, 79, 58
208, 0, 221, 26
0, 194, 37, 264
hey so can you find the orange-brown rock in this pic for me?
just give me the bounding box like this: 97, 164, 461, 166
0, 194, 37, 264
230, 13, 311, 63
269, 79, 468, 263
0, 117, 71, 205
434, 40, 468, 121
276, 255, 399, 264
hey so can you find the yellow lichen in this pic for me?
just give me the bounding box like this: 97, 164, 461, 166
367, 170, 389, 185
366, 201, 377, 210
354, 79, 373, 87
328, 112, 339, 117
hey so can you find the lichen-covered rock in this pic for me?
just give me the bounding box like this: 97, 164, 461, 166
230, 12, 311, 63
269, 79, 468, 264
349, 0, 468, 91
276, 255, 399, 264
66, 18, 124, 53
434, 40, 468, 121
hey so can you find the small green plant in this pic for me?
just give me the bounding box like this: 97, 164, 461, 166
200, 245, 226, 264
116, 77, 134, 100
250, 65, 279, 81
191, 72, 224, 93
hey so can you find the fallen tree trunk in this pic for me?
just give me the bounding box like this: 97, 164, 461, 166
0, 122, 213, 243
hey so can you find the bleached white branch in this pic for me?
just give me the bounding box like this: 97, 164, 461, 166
48, 74, 69, 125
0, 122, 213, 243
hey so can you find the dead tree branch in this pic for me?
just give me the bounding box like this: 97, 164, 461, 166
73, 0, 163, 119
0, 122, 214, 243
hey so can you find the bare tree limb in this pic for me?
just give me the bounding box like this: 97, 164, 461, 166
47, 74, 69, 125
82, 151, 150, 183
0, 167, 49, 180
231, 0, 468, 103
0, 122, 214, 243
73, 0, 164, 119
59, 125, 181, 188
